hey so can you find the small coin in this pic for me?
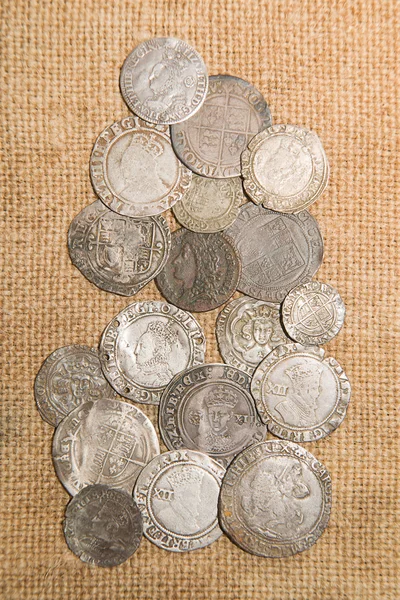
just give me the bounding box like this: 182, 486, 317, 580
281, 281, 345, 345
219, 440, 332, 557
241, 124, 329, 213
64, 484, 143, 567
159, 363, 267, 467
251, 342, 351, 442
171, 75, 271, 178
90, 116, 192, 218
133, 449, 225, 552
224, 203, 323, 302
52, 398, 160, 495
156, 229, 241, 312
120, 37, 208, 125
34, 345, 116, 427
99, 301, 206, 404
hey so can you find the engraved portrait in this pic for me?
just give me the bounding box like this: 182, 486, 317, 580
52, 355, 109, 410
232, 305, 287, 364
78, 498, 130, 557
132, 320, 180, 387
274, 363, 323, 427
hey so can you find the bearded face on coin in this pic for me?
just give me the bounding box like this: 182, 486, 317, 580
274, 363, 323, 427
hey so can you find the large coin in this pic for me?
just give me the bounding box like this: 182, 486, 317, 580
133, 449, 225, 552
99, 301, 206, 404
171, 75, 271, 178
64, 485, 143, 567
219, 440, 332, 557
120, 37, 208, 125
224, 203, 323, 302
52, 398, 160, 495
216, 296, 290, 375
159, 363, 267, 467
90, 116, 192, 218
68, 200, 171, 296
251, 343, 351, 442
156, 229, 241, 312
241, 124, 329, 213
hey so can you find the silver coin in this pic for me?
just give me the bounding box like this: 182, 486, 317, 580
120, 37, 208, 125
281, 281, 346, 345
159, 363, 267, 467
216, 296, 290, 375
241, 124, 329, 213
99, 301, 206, 405
34, 345, 116, 427
251, 343, 351, 442
64, 484, 143, 567
171, 75, 271, 178
133, 449, 225, 552
52, 398, 160, 495
90, 116, 192, 218
219, 440, 332, 557
224, 203, 324, 302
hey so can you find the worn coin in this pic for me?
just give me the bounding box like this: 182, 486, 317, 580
90, 116, 192, 218
251, 342, 351, 442
64, 484, 143, 567
99, 301, 206, 405
224, 203, 323, 302
133, 449, 225, 552
120, 37, 208, 125
52, 398, 160, 495
219, 440, 332, 557
171, 74, 271, 178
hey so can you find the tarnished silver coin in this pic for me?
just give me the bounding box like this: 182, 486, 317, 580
68, 200, 171, 297
171, 75, 271, 178
134, 449, 225, 552
282, 281, 345, 345
224, 203, 323, 302
34, 345, 116, 427
216, 296, 290, 375
52, 398, 160, 495
241, 124, 329, 213
251, 343, 351, 442
159, 363, 267, 467
90, 116, 192, 218
64, 484, 143, 567
120, 37, 208, 125
156, 229, 241, 312
99, 301, 206, 404
219, 440, 332, 557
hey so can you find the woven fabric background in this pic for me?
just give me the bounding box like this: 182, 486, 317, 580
1, 0, 399, 598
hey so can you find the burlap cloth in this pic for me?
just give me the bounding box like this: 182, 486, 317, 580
1, 1, 399, 598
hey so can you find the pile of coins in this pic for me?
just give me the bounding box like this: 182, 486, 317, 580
35, 37, 351, 566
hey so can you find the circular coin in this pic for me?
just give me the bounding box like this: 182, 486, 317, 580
171, 74, 271, 178
133, 449, 225, 552
219, 440, 332, 557
120, 37, 208, 125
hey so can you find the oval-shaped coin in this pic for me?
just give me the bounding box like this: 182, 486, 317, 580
52, 398, 160, 495
120, 37, 208, 125
251, 343, 351, 442
133, 449, 225, 552
241, 124, 329, 213
64, 485, 143, 567
159, 364, 267, 467
90, 116, 192, 218
156, 229, 241, 312
34, 345, 116, 427
99, 301, 206, 404
171, 75, 271, 178
224, 203, 323, 302
219, 440, 332, 557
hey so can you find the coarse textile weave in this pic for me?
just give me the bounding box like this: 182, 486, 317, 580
1, 1, 399, 598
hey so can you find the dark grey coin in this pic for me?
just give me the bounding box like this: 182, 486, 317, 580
224, 203, 323, 302
159, 363, 267, 467
171, 75, 271, 178
219, 440, 332, 557
156, 229, 241, 312
64, 484, 143, 567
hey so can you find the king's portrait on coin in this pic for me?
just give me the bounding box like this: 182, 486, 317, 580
273, 363, 323, 427
188, 387, 238, 453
